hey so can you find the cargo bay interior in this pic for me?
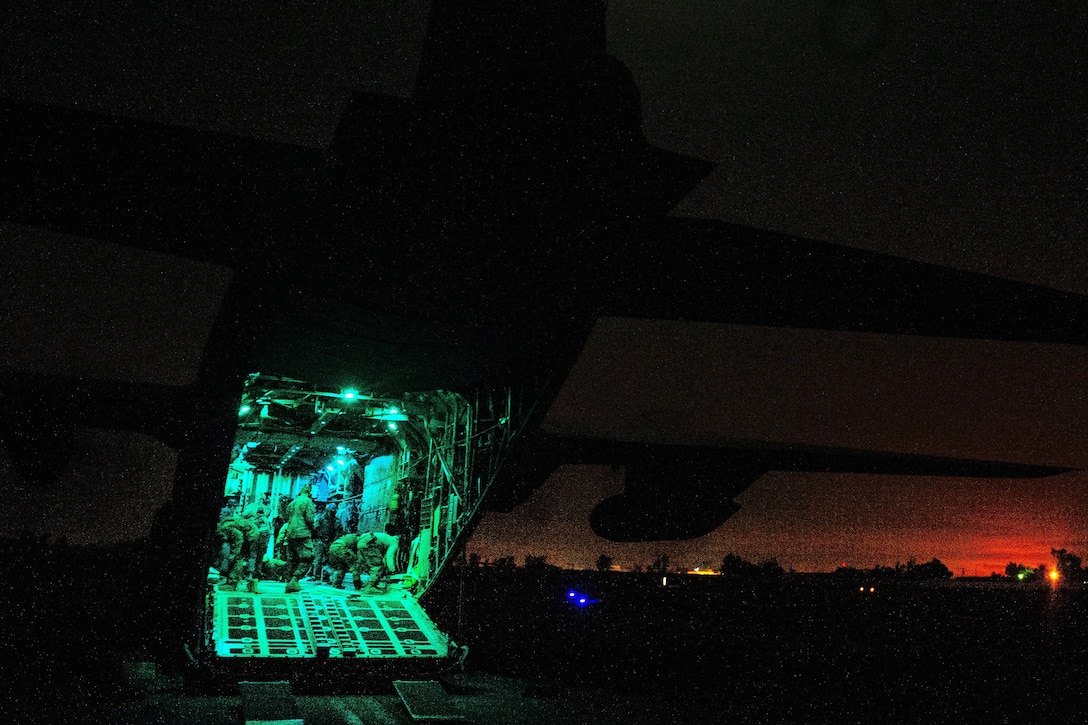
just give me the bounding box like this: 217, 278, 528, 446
208, 372, 513, 662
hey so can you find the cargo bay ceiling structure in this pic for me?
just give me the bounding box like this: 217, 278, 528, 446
1, 0, 1086, 670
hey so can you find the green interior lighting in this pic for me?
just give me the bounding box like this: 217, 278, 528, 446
214, 373, 472, 663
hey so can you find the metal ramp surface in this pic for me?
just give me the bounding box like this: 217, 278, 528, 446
394, 680, 465, 721
213, 584, 450, 660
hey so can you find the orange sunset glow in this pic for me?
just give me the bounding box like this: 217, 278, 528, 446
468, 320, 1088, 577
470, 466, 1088, 576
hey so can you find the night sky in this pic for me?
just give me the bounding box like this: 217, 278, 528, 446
2, 2, 1086, 574
473, 3, 1088, 574
471, 319, 1088, 575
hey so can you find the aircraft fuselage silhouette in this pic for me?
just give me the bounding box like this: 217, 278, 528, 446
1, 0, 1083, 667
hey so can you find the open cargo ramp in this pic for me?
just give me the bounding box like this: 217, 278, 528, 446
212, 583, 450, 661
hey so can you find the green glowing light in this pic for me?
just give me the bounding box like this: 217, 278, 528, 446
342, 389, 358, 400
238, 405, 251, 416
1017, 572, 1025, 580
388, 422, 398, 431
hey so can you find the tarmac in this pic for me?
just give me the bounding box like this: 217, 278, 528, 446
34, 670, 708, 724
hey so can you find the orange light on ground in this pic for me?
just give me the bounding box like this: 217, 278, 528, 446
687, 568, 717, 575
1049, 569, 1060, 583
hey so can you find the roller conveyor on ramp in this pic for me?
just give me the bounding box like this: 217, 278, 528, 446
212, 582, 451, 661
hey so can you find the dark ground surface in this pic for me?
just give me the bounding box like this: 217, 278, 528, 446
3, 543, 1087, 723
437, 568, 1088, 724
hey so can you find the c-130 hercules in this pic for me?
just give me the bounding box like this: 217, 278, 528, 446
1, 0, 1083, 671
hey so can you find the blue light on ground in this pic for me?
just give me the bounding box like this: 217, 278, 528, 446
564, 589, 599, 607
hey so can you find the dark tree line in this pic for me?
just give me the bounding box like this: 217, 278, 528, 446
834, 557, 952, 581
720, 553, 784, 577
1006, 548, 1082, 582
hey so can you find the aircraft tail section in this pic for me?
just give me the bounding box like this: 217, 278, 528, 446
608, 217, 1088, 346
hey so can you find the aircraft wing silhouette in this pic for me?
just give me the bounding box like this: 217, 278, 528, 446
4, 93, 1084, 542
557, 217, 1088, 540
538, 432, 1075, 541
4, 0, 1085, 544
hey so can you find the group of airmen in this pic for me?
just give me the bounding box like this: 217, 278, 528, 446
216, 485, 400, 596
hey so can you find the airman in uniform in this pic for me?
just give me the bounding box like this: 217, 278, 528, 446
278, 485, 315, 593
216, 514, 259, 592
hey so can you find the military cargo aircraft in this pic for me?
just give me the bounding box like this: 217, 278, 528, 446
1, 0, 1083, 674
